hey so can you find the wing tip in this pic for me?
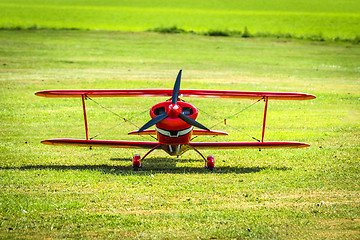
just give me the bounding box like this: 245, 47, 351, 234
305, 94, 316, 100
35, 91, 45, 97
41, 139, 53, 145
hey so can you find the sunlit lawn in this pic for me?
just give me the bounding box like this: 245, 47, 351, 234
0, 30, 359, 239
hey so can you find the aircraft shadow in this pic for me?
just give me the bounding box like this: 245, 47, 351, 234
1, 157, 290, 175
110, 157, 201, 163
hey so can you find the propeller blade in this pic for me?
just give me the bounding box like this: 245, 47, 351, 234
138, 112, 168, 133
178, 113, 210, 131
172, 70, 182, 104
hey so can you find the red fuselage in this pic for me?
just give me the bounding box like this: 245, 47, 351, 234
150, 100, 198, 155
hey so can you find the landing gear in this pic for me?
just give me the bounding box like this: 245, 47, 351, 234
132, 146, 214, 171
188, 145, 215, 171
132, 144, 160, 171
132, 155, 142, 171
205, 155, 215, 171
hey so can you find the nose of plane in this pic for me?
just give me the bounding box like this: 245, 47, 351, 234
168, 104, 181, 118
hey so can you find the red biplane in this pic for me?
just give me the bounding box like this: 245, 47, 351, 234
35, 70, 315, 170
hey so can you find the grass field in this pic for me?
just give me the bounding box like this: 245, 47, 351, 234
0, 29, 359, 239
0, 0, 359, 42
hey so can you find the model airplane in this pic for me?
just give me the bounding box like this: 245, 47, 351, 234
35, 70, 315, 170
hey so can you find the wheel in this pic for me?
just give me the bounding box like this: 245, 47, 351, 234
206, 155, 215, 171
132, 154, 141, 171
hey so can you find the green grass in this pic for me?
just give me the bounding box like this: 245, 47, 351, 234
0, 0, 359, 42
0, 30, 359, 239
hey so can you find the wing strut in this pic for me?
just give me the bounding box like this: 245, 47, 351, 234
261, 97, 268, 142
82, 95, 89, 140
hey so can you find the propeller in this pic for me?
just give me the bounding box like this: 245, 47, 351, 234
138, 112, 168, 133
179, 113, 209, 131
172, 70, 182, 104
137, 70, 210, 133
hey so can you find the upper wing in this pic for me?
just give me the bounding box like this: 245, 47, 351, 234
35, 89, 315, 100
41, 139, 159, 149
190, 141, 310, 149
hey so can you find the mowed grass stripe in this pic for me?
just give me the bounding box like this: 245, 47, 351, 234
2, 3, 359, 17
0, 0, 359, 40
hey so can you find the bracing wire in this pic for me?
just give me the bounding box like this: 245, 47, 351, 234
209, 97, 264, 129
193, 97, 264, 142
86, 96, 157, 140
87, 96, 139, 128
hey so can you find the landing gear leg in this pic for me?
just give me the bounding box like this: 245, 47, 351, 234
189, 144, 215, 171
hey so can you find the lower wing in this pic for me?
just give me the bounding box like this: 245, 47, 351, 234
42, 139, 309, 149
41, 139, 159, 149
190, 141, 309, 149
